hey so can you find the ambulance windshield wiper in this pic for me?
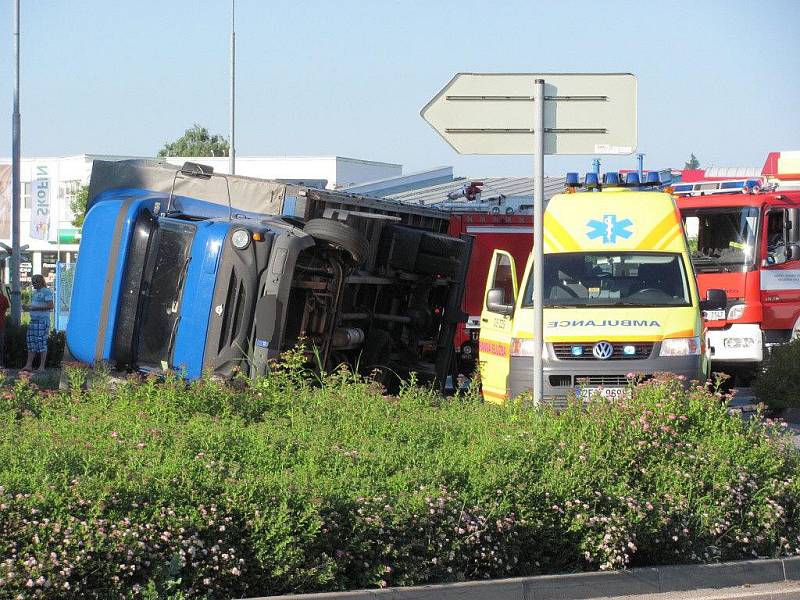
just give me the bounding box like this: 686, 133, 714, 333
611, 300, 662, 307
542, 302, 591, 308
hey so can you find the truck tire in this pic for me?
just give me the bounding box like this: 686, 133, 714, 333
304, 219, 369, 265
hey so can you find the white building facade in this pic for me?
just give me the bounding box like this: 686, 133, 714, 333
0, 154, 401, 287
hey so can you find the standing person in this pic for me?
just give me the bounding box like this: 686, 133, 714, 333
0, 287, 9, 367
22, 274, 54, 372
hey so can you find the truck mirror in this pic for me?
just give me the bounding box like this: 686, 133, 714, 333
486, 288, 514, 316
701, 289, 727, 311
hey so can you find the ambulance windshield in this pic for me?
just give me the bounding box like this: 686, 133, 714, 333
523, 252, 692, 307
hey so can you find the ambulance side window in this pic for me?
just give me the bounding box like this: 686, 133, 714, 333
491, 254, 516, 304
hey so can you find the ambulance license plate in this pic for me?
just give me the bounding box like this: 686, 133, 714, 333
703, 309, 725, 321
578, 386, 628, 400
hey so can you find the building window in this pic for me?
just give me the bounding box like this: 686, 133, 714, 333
60, 180, 82, 205
23, 181, 32, 209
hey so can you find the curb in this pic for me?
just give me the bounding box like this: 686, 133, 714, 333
244, 557, 800, 600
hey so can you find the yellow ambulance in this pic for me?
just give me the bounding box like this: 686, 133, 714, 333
479, 187, 726, 405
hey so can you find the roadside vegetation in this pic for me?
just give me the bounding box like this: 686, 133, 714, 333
1, 353, 799, 599
754, 337, 800, 411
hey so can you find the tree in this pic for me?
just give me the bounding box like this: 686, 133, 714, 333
157, 124, 229, 158
684, 153, 700, 170
70, 184, 90, 228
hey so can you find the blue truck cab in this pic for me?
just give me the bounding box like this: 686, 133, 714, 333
67, 160, 471, 386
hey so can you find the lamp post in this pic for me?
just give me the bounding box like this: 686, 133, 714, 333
11, 0, 22, 325
229, 0, 236, 175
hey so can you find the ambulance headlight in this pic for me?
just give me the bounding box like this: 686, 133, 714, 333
727, 304, 745, 320
659, 337, 701, 357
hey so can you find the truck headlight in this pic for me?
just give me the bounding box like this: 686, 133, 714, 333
727, 304, 745, 320
659, 336, 701, 357
231, 229, 250, 250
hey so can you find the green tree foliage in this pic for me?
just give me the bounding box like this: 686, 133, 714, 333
157, 124, 230, 158
684, 153, 700, 170
69, 184, 90, 228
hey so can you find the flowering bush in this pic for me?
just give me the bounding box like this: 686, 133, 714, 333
0, 363, 798, 598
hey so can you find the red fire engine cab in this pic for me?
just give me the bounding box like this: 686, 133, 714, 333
433, 182, 534, 371
674, 151, 800, 382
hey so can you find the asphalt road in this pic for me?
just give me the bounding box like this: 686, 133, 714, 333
603, 581, 800, 599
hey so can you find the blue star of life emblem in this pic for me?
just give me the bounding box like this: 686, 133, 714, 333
586, 214, 633, 244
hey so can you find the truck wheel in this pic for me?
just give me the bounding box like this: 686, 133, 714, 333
304, 219, 369, 265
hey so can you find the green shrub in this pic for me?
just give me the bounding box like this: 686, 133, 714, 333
2, 323, 65, 368
754, 338, 800, 410
0, 365, 798, 599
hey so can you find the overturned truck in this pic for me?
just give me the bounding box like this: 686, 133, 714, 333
67, 160, 472, 388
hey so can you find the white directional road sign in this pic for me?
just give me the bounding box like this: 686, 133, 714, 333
421, 72, 637, 155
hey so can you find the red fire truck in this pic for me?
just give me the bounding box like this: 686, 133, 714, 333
446, 210, 531, 370
674, 151, 800, 382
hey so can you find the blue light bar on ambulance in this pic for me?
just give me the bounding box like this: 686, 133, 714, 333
645, 171, 661, 185
603, 172, 620, 185
566, 172, 580, 186
625, 172, 640, 185
585, 172, 599, 187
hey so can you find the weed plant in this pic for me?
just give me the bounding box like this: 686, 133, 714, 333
0, 359, 798, 599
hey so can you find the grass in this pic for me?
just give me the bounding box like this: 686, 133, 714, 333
0, 357, 798, 599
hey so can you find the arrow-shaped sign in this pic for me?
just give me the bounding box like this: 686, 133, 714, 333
421, 73, 637, 155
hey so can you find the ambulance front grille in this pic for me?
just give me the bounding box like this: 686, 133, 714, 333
552, 342, 654, 360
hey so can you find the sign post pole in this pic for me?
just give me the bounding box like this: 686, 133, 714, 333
532, 79, 545, 404
421, 72, 636, 404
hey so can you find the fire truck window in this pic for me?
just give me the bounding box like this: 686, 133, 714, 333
491, 254, 515, 304
684, 216, 699, 252
766, 212, 786, 252
766, 211, 788, 264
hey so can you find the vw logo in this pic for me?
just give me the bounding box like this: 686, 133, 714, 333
592, 341, 614, 360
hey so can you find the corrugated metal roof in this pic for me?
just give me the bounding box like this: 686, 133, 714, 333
702, 166, 761, 179
381, 176, 566, 207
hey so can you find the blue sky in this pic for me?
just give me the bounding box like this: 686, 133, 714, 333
0, 0, 798, 176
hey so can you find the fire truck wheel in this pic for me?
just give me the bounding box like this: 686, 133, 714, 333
415, 252, 460, 278
304, 219, 369, 266
418, 232, 464, 259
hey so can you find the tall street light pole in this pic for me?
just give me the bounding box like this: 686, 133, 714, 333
11, 0, 22, 325
229, 0, 236, 175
